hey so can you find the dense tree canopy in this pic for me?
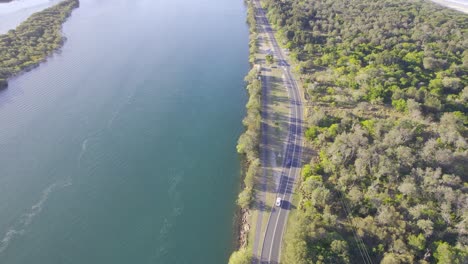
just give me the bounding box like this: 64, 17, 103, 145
264, 0, 467, 118
0, 0, 79, 89
260, 0, 468, 263
288, 109, 467, 263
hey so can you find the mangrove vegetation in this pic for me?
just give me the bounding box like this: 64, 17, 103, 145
0, 0, 79, 89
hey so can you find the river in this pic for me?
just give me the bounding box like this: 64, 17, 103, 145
0, 0, 249, 263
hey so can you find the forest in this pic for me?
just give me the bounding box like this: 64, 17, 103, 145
0, 0, 79, 89
260, 0, 467, 263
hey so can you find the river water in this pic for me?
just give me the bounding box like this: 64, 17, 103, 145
0, 0, 249, 263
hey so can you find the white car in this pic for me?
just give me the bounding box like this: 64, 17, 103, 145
275, 197, 282, 207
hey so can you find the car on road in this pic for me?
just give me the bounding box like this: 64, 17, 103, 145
275, 197, 282, 207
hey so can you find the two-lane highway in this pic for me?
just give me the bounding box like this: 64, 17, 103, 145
253, 0, 304, 263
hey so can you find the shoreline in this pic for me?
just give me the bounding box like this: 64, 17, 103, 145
430, 0, 468, 13
230, 0, 261, 261
232, 158, 250, 250
0, 0, 68, 35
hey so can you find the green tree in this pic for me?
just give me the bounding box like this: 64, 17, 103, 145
266, 54, 274, 64
305, 126, 320, 141
434, 242, 467, 264
392, 99, 407, 112
237, 188, 252, 209
407, 233, 425, 251
283, 238, 309, 264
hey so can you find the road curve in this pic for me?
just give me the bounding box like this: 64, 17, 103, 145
253, 0, 304, 263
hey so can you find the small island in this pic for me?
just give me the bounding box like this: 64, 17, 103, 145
0, 0, 79, 89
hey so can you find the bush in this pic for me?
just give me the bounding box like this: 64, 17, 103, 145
305, 126, 320, 141
237, 188, 253, 209
228, 248, 252, 264
266, 54, 274, 64
392, 99, 407, 112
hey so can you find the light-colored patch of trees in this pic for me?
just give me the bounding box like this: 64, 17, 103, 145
285, 108, 467, 263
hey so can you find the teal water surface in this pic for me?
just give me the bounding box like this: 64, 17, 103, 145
0, 0, 249, 263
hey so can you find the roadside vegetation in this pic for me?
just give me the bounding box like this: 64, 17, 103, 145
0, 0, 79, 89
260, 0, 467, 263
236, 67, 262, 210
229, 1, 260, 263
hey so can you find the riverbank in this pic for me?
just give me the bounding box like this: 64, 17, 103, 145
230, 0, 301, 261
229, 0, 261, 263
0, 0, 79, 89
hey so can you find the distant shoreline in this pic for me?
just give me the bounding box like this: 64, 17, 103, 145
0, 0, 14, 3
430, 0, 468, 13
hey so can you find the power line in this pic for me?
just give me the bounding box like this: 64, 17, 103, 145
338, 191, 374, 264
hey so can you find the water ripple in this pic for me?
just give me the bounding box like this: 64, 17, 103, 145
0, 178, 72, 253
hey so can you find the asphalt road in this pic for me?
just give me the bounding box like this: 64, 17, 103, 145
253, 0, 304, 263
